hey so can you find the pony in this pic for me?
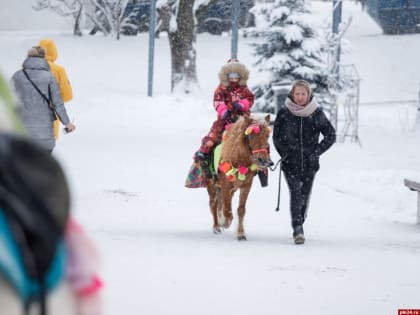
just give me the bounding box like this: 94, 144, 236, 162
206, 115, 271, 240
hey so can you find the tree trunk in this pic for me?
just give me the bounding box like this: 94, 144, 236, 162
116, 17, 121, 40
167, 0, 198, 93
73, 6, 83, 36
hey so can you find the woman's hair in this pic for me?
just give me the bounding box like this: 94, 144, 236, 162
27, 46, 46, 58
290, 80, 312, 96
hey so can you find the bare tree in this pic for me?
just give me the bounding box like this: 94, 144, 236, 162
84, 0, 131, 39
157, 0, 199, 93
33, 0, 84, 36
34, 0, 134, 39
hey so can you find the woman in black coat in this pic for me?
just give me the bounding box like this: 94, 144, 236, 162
273, 80, 336, 244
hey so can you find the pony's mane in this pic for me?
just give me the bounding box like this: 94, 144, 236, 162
221, 116, 268, 165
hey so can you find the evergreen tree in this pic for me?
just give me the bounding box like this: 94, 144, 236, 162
246, 0, 331, 113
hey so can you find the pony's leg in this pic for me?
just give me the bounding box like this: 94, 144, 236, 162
220, 186, 234, 229
237, 185, 252, 240
207, 181, 221, 234
215, 187, 223, 233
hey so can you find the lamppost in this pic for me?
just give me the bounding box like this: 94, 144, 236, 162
148, 0, 157, 97
231, 0, 240, 59
332, 0, 342, 77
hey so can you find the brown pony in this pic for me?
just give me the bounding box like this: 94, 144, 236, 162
206, 115, 271, 240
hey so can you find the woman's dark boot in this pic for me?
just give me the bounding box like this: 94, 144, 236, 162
293, 225, 305, 245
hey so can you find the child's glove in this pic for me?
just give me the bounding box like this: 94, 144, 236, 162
232, 99, 251, 112
216, 104, 229, 119
232, 102, 244, 111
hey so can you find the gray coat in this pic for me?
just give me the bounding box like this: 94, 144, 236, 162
11, 57, 70, 151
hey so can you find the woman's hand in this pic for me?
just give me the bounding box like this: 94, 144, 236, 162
64, 123, 76, 133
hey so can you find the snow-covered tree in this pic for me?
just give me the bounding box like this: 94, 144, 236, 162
33, 0, 84, 36
33, 0, 135, 39
246, 0, 330, 113
157, 0, 199, 94
83, 0, 133, 39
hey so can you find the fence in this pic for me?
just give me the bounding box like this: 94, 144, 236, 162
358, 99, 419, 132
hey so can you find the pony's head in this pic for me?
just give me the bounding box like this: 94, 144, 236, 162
243, 115, 271, 169
221, 115, 271, 169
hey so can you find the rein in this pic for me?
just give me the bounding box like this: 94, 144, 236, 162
268, 159, 282, 172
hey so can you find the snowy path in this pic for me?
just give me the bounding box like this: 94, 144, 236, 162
53, 95, 420, 315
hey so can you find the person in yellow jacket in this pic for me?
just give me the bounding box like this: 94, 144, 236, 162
39, 39, 73, 139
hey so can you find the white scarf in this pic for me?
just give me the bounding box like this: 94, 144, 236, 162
285, 97, 318, 117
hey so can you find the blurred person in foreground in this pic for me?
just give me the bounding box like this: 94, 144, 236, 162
0, 71, 102, 315
273, 80, 336, 245
10, 46, 75, 154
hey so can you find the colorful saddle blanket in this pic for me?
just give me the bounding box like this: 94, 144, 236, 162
185, 144, 222, 188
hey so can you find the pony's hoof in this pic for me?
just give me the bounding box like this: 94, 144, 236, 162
237, 235, 247, 241
213, 227, 222, 234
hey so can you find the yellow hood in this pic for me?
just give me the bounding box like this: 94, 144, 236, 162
39, 39, 58, 62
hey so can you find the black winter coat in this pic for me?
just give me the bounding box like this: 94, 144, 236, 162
273, 106, 336, 177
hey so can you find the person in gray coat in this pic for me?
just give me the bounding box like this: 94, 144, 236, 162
10, 46, 75, 152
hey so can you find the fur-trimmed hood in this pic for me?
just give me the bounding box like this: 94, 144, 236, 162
218, 61, 249, 87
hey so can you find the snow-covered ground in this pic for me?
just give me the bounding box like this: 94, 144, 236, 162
1, 1, 420, 314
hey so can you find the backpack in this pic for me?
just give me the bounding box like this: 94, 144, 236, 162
0, 133, 70, 315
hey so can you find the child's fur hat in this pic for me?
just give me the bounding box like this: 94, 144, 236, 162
218, 59, 249, 86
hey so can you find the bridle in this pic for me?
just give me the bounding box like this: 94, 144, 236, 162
244, 124, 269, 163
251, 148, 268, 155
